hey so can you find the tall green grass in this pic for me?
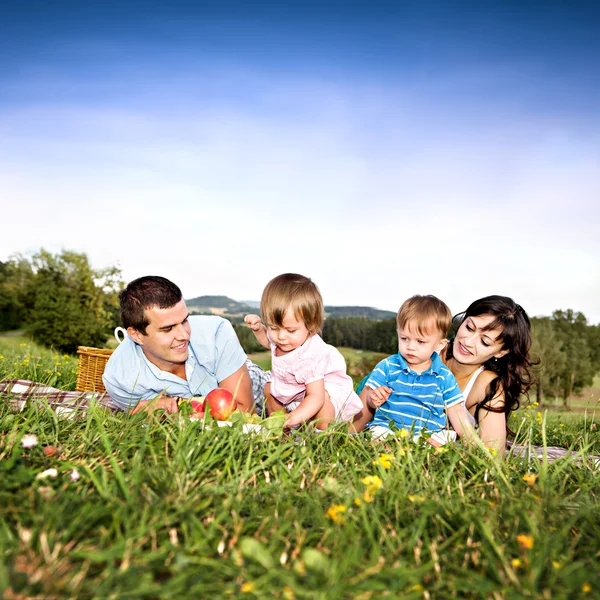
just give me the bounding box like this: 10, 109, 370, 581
0, 402, 599, 597
1, 341, 599, 597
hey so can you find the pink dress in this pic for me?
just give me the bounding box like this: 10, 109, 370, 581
269, 333, 362, 422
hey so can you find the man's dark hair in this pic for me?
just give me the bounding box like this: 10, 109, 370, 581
119, 276, 183, 334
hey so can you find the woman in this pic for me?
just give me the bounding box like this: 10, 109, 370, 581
351, 295, 536, 454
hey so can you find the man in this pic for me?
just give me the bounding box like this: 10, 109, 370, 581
102, 276, 267, 415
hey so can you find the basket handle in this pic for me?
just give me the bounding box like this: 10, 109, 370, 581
114, 327, 128, 344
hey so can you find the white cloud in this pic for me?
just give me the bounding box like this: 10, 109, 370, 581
1, 67, 598, 323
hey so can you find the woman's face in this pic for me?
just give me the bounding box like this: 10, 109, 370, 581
453, 314, 509, 366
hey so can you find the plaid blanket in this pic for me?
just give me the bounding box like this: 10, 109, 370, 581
0, 379, 120, 416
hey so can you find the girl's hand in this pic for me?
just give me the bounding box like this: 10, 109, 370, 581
367, 386, 392, 409
244, 314, 262, 331
284, 410, 305, 429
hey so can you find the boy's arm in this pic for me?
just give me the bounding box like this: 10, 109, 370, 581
284, 379, 325, 428
244, 314, 270, 350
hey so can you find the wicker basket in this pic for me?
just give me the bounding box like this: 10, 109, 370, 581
76, 346, 114, 392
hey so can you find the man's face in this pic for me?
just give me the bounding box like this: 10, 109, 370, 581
128, 299, 191, 372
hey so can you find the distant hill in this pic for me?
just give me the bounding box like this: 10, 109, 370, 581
324, 306, 396, 320
186, 296, 255, 318
185, 295, 395, 321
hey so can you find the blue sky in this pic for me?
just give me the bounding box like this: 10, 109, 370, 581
1, 1, 599, 323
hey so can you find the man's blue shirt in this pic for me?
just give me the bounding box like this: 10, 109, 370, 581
366, 352, 463, 434
102, 316, 247, 411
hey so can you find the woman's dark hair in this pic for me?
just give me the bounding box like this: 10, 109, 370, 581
119, 276, 183, 334
447, 295, 537, 433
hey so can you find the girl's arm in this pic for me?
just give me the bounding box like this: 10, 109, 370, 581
284, 378, 325, 428
244, 314, 270, 350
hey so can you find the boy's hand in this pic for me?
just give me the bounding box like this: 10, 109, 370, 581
244, 314, 262, 331
367, 386, 392, 408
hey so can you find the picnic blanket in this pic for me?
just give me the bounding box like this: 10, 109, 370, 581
0, 378, 120, 416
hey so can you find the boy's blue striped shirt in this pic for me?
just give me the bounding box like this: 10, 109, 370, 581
366, 352, 464, 434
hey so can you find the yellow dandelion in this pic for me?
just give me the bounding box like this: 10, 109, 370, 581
516, 534, 534, 550
241, 582, 255, 593
354, 497, 362, 506
397, 429, 410, 439
373, 453, 394, 469
363, 490, 374, 503
411, 584, 423, 592
361, 475, 383, 494
511, 558, 522, 568
434, 446, 448, 454
0, 355, 4, 360
552, 561, 562, 570
407, 494, 425, 504
559, 423, 565, 427
326, 504, 347, 524
582, 583, 591, 594
282, 586, 295, 600
488, 447, 498, 456
522, 473, 537, 487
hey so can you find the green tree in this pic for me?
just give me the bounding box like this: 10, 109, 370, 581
531, 317, 566, 406
25, 250, 123, 353
551, 310, 594, 406
0, 256, 35, 331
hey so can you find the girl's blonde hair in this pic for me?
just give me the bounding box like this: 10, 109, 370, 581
260, 273, 324, 334
397, 295, 452, 337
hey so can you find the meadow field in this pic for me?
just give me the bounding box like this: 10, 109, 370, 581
1, 337, 599, 598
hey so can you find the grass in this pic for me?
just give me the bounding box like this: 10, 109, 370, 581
1, 339, 600, 597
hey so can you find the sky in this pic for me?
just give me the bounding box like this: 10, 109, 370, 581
1, 1, 599, 323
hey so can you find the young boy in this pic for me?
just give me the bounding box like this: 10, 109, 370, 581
365, 295, 475, 443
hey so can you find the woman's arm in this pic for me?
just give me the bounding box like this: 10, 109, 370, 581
465, 371, 507, 455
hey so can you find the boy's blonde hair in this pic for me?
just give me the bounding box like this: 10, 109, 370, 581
397, 295, 452, 337
260, 273, 324, 334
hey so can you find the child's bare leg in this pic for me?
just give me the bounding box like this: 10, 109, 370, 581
314, 391, 335, 430
348, 387, 375, 433
263, 382, 286, 416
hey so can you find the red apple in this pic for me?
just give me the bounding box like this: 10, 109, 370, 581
206, 388, 237, 421
190, 397, 206, 414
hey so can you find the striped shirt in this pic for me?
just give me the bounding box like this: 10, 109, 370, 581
366, 352, 464, 434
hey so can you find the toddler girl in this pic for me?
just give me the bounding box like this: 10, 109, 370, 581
244, 273, 362, 429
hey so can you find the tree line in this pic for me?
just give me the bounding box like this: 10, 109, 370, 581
0, 251, 122, 353
2, 250, 598, 405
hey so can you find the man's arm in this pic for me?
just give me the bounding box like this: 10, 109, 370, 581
218, 362, 254, 413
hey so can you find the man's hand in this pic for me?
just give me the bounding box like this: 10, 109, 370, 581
130, 395, 179, 416
367, 386, 392, 409
244, 314, 262, 331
